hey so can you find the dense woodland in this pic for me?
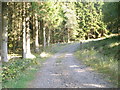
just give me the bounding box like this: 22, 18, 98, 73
0, 2, 119, 62
0, 2, 119, 88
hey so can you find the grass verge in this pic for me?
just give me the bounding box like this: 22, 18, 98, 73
74, 35, 120, 87
43, 43, 69, 54
2, 55, 46, 88
2, 43, 68, 88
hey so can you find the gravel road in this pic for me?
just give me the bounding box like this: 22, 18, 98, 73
28, 43, 113, 88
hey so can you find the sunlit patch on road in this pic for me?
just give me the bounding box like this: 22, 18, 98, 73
74, 69, 86, 73
83, 83, 106, 88
69, 65, 79, 68
65, 53, 73, 57
40, 52, 51, 58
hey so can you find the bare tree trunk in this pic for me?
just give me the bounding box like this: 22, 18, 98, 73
32, 11, 35, 43
1, 2, 8, 62
35, 13, 39, 53
67, 28, 70, 43
0, 2, 2, 61
22, 2, 27, 58
52, 30, 55, 44
26, 16, 31, 55
38, 21, 41, 45
40, 20, 43, 45
25, 3, 35, 58
43, 27, 46, 48
47, 29, 50, 46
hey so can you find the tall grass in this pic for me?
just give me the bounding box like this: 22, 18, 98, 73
75, 35, 120, 87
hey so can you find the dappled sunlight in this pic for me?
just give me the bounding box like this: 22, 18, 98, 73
81, 37, 106, 43
69, 65, 79, 68
8, 53, 36, 59
51, 73, 61, 76
71, 65, 93, 73
8, 54, 22, 60
65, 53, 73, 57
109, 42, 120, 48
1, 1, 118, 88
69, 64, 93, 73
75, 35, 120, 86
66, 53, 73, 56
25, 53, 36, 59
83, 83, 106, 88
40, 52, 51, 58
74, 68, 86, 73
57, 55, 65, 59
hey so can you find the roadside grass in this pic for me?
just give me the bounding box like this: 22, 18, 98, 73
74, 35, 120, 87
2, 43, 68, 88
0, 63, 1, 90
3, 66, 37, 88
2, 55, 48, 88
43, 43, 69, 54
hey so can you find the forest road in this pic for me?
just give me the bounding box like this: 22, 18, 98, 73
28, 43, 113, 88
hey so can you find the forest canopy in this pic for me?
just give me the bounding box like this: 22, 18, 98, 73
0, 2, 119, 62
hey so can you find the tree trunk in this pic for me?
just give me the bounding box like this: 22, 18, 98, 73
43, 27, 46, 48
38, 21, 41, 44
31, 7, 35, 47
25, 3, 35, 58
40, 19, 44, 46
47, 29, 50, 46
35, 13, 39, 53
1, 2, 8, 62
52, 30, 55, 44
0, 2, 2, 61
26, 16, 31, 55
22, 2, 27, 58
67, 28, 70, 43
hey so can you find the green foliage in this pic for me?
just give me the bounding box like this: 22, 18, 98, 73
102, 2, 119, 33
2, 54, 47, 88
2, 2, 119, 87
2, 58, 38, 83
75, 2, 108, 40
86, 35, 120, 60
6, 2, 119, 52
75, 35, 120, 87
7, 2, 23, 54
3, 70, 37, 88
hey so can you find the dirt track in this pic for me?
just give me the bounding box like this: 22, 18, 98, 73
28, 43, 113, 88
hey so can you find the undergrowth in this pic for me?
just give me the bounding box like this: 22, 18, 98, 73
2, 43, 68, 88
75, 35, 120, 87
2, 55, 45, 88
